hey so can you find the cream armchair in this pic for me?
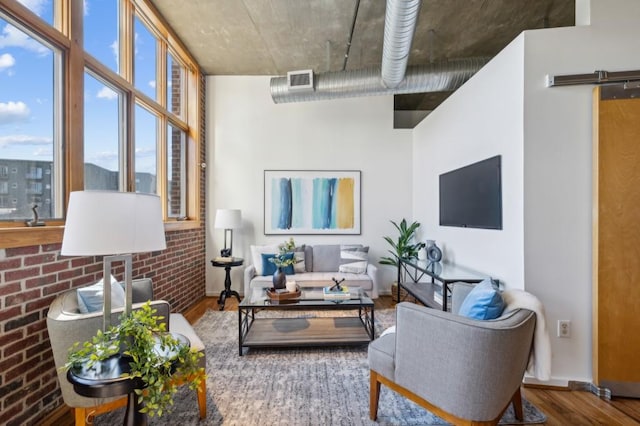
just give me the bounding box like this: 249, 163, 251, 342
47, 278, 206, 425
368, 283, 536, 425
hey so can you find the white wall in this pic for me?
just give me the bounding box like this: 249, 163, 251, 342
412, 36, 526, 289
522, 7, 640, 384
413, 0, 640, 385
206, 76, 413, 296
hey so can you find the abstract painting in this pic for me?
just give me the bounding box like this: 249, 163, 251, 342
264, 170, 361, 235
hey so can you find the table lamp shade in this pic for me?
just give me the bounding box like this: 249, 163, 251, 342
61, 191, 167, 256
214, 209, 241, 229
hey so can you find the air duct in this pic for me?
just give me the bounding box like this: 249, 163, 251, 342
270, 58, 489, 104
381, 0, 422, 88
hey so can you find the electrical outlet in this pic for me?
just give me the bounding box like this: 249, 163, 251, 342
558, 320, 571, 338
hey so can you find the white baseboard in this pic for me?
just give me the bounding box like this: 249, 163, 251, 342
523, 376, 569, 388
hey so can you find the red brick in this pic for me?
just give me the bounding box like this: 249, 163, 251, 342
42, 281, 70, 296
25, 273, 57, 289
6, 288, 41, 306
27, 317, 46, 334
71, 257, 93, 268
4, 334, 39, 357
0, 305, 22, 322
4, 311, 39, 332
84, 263, 102, 274
24, 253, 57, 266
0, 352, 23, 373
0, 401, 22, 425
41, 243, 61, 252
26, 356, 52, 381
26, 380, 56, 405
5, 267, 40, 283
42, 261, 69, 274
0, 281, 21, 296
26, 295, 55, 313
0, 329, 23, 347
0, 257, 22, 270
5, 246, 39, 257
58, 268, 83, 281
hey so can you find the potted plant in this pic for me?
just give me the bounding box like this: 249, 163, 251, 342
64, 302, 204, 418
269, 237, 299, 289
379, 218, 426, 267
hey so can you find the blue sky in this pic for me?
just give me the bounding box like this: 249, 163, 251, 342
0, 0, 158, 174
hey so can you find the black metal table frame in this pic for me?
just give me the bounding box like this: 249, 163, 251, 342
238, 294, 375, 356
397, 258, 486, 311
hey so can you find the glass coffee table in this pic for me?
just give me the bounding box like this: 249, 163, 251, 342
238, 286, 375, 356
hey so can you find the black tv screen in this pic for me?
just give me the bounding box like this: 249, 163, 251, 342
439, 155, 502, 230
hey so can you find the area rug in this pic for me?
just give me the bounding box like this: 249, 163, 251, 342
94, 309, 546, 425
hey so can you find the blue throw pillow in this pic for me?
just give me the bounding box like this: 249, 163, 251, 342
261, 253, 295, 276
458, 278, 505, 320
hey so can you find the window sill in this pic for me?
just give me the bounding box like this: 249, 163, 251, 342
0, 220, 202, 249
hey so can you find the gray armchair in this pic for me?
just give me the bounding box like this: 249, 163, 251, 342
47, 278, 206, 425
368, 283, 536, 425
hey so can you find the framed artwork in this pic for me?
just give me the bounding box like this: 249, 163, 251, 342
264, 170, 361, 235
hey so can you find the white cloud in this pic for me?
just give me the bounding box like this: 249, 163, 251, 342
33, 147, 53, 157
148, 80, 156, 89
97, 86, 118, 100
17, 0, 47, 16
135, 147, 156, 157
0, 134, 51, 147
93, 151, 118, 161
110, 39, 119, 68
0, 53, 16, 71
0, 24, 50, 55
83, 0, 89, 16
0, 101, 31, 124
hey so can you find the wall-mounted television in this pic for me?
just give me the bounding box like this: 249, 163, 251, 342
439, 155, 502, 230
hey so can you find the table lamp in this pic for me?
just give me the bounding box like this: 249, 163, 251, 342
214, 209, 241, 257
61, 191, 166, 330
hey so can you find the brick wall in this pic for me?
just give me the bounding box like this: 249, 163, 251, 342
0, 75, 207, 425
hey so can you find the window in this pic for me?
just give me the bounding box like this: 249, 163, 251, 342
84, 0, 119, 74
134, 104, 158, 194
134, 15, 157, 101
84, 71, 123, 190
0, 15, 60, 221
1, 0, 201, 247
0, 181, 8, 194
167, 124, 186, 217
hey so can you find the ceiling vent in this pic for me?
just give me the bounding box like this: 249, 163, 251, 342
287, 70, 314, 91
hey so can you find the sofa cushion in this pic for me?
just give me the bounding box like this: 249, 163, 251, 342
312, 245, 341, 272
77, 275, 125, 313
338, 245, 369, 274
250, 245, 279, 276
261, 252, 295, 275
293, 245, 306, 273
458, 278, 505, 320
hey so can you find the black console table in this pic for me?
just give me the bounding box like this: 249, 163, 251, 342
397, 258, 488, 311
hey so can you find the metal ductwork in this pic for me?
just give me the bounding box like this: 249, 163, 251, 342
269, 0, 488, 104
381, 0, 422, 88
270, 58, 490, 104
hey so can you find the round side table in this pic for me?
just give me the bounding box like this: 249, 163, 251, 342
210, 257, 244, 310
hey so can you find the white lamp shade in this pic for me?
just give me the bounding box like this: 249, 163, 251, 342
61, 191, 167, 256
214, 209, 242, 229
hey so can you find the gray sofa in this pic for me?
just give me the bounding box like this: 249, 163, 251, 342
244, 244, 379, 298
368, 282, 536, 424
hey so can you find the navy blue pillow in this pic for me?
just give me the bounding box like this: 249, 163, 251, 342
458, 278, 505, 320
261, 252, 295, 276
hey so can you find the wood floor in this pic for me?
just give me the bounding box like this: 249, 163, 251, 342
45, 295, 640, 425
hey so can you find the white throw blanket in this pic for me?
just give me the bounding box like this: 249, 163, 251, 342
502, 289, 552, 381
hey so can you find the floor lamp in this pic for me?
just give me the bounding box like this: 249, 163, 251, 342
61, 191, 167, 330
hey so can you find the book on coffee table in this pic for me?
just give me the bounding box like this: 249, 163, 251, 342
323, 285, 351, 300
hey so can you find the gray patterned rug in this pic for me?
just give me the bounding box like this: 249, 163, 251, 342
94, 308, 546, 425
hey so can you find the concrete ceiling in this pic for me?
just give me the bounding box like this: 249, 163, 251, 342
149, 0, 575, 111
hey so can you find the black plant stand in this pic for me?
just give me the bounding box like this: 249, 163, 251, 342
211, 258, 244, 310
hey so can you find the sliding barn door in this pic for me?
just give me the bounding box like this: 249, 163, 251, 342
593, 84, 640, 398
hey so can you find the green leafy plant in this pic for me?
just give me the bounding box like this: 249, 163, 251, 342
268, 237, 299, 268
64, 302, 204, 417
379, 219, 426, 267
